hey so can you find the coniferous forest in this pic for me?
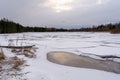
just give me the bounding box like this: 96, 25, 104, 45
0, 18, 120, 33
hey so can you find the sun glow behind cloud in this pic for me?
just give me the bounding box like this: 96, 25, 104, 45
44, 0, 73, 13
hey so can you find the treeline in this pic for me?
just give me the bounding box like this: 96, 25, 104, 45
0, 18, 24, 33
0, 18, 68, 33
0, 18, 120, 33
76, 23, 120, 33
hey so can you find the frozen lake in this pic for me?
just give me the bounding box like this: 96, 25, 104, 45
0, 32, 120, 80
1, 32, 120, 55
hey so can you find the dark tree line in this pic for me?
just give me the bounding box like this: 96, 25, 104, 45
0, 18, 68, 33
76, 23, 120, 33
0, 18, 120, 33
0, 18, 25, 33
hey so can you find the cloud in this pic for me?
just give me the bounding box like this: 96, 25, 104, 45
40, 0, 111, 13
96, 0, 110, 5
74, 0, 110, 8
42, 0, 73, 13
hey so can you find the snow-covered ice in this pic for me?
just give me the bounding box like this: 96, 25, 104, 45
0, 32, 120, 80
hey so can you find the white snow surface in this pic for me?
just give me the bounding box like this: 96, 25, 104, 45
0, 32, 120, 80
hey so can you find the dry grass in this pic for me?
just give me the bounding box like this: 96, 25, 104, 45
0, 47, 33, 80
0, 47, 29, 80
0, 56, 25, 70
10, 56, 25, 69
0, 48, 5, 60
0, 56, 27, 80
11, 48, 36, 58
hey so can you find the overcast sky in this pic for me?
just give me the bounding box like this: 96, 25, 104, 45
0, 0, 120, 28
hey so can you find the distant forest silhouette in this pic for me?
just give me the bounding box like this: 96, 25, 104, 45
0, 18, 120, 33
